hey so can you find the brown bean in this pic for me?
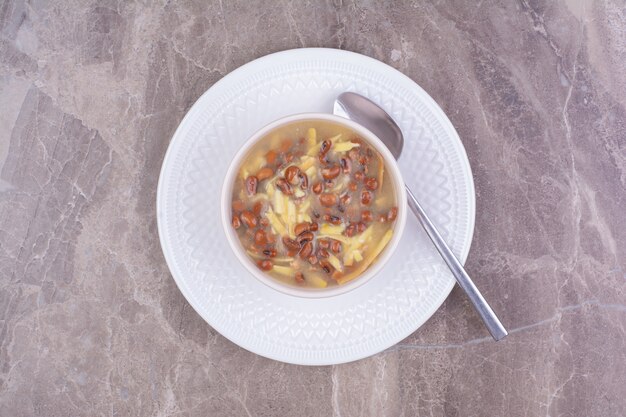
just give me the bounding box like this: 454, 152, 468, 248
319, 259, 334, 274
257, 260, 273, 271
285, 166, 301, 184
297, 231, 314, 244
260, 217, 270, 227
361, 210, 373, 222
253, 201, 263, 216
263, 248, 277, 257
318, 248, 330, 258
299, 241, 313, 259
254, 229, 267, 245
276, 178, 293, 195
308, 255, 318, 265
266, 150, 277, 164
312, 182, 323, 194
344, 223, 356, 237
320, 140, 331, 155
387, 207, 398, 222
309, 222, 319, 232
340, 158, 352, 174
364, 177, 379, 191
282, 236, 301, 250
339, 193, 351, 205
299, 172, 309, 189
279, 139, 293, 153
240, 211, 257, 228
319, 193, 337, 207
358, 154, 369, 166
232, 214, 241, 229
256, 167, 274, 181
245, 176, 258, 195
321, 165, 341, 180
354, 171, 365, 182
348, 182, 358, 192
294, 222, 311, 236
330, 239, 342, 254
323, 214, 342, 225
356, 222, 367, 233
295, 272, 305, 284
318, 239, 330, 249
360, 190, 372, 205
232, 200, 245, 212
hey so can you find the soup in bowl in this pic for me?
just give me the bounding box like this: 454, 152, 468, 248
221, 114, 406, 297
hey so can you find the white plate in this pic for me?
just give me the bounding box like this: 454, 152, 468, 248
157, 48, 475, 365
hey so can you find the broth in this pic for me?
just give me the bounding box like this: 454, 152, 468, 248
231, 119, 398, 288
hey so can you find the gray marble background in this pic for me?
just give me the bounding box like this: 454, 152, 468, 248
1, 0, 625, 416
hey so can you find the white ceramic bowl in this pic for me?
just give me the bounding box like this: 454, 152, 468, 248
220, 113, 407, 298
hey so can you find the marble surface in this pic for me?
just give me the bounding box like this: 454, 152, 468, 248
1, 0, 625, 416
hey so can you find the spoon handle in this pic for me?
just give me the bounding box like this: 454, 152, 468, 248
405, 185, 508, 341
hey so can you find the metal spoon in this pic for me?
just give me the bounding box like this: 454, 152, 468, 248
334, 92, 508, 341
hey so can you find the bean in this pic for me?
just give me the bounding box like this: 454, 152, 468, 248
253, 201, 263, 216
266, 150, 277, 164
263, 248, 277, 257
232, 214, 241, 229
348, 148, 360, 161
257, 260, 273, 271
285, 153, 294, 163
323, 214, 342, 225
285, 166, 301, 184
276, 178, 293, 195
354, 171, 365, 182
357, 222, 367, 233
330, 239, 342, 254
256, 167, 274, 181
318, 239, 330, 249
364, 177, 379, 191
267, 233, 276, 243
348, 182, 358, 192
294, 222, 310, 236
339, 193, 351, 205
320, 140, 332, 155
361, 210, 373, 222
358, 154, 369, 166
245, 176, 258, 195
232, 200, 245, 212
279, 139, 292, 153
310, 222, 319, 231
312, 182, 323, 194
299, 172, 309, 189
297, 231, 314, 244
344, 223, 356, 237
241, 211, 257, 228
260, 218, 270, 227
319, 259, 334, 274
282, 236, 301, 250
321, 165, 341, 180
295, 272, 305, 284
308, 255, 319, 265
318, 248, 330, 258
340, 158, 352, 174
254, 229, 267, 245
299, 241, 313, 259
387, 207, 398, 221
319, 193, 337, 207
360, 190, 372, 205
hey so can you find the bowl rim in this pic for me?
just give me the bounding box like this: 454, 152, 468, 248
220, 112, 407, 298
